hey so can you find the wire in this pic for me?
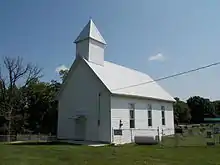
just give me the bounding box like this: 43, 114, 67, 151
111, 61, 220, 92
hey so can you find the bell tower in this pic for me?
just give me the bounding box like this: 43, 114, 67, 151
74, 19, 107, 66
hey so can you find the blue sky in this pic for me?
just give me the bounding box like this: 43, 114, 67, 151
1, 0, 220, 100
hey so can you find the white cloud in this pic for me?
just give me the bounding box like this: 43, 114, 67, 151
55, 65, 68, 73
148, 53, 165, 61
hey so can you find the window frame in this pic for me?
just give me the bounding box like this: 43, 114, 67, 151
147, 104, 152, 127
161, 106, 166, 126
129, 103, 135, 128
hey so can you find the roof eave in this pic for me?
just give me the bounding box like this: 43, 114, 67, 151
74, 37, 107, 45
82, 58, 111, 93
110, 92, 176, 103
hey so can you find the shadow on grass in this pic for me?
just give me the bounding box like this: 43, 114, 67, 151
156, 144, 220, 149
135, 143, 158, 146
7, 141, 83, 146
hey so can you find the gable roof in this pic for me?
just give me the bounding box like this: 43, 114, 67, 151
74, 19, 107, 45
55, 56, 111, 100
84, 59, 176, 102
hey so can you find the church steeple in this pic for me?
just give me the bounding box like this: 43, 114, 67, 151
74, 19, 106, 66
74, 19, 106, 45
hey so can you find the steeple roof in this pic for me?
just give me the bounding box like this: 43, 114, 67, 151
74, 19, 106, 45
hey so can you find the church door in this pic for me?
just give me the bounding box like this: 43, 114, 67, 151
75, 116, 86, 140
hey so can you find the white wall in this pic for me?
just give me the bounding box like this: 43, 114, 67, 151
57, 59, 111, 142
76, 39, 89, 60
89, 39, 105, 66
76, 38, 105, 66
110, 95, 174, 144
99, 91, 111, 142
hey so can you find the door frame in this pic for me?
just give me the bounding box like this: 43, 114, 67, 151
74, 115, 87, 141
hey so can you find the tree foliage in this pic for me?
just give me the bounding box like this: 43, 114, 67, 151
212, 100, 220, 116
0, 56, 62, 135
0, 56, 42, 135
173, 97, 191, 124
21, 80, 60, 134
187, 96, 215, 124
59, 69, 69, 82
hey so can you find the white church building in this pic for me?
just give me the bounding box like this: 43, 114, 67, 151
57, 19, 175, 144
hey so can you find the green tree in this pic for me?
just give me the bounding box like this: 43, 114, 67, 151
187, 96, 215, 123
173, 97, 191, 124
0, 56, 42, 137
59, 69, 69, 82
212, 100, 220, 116
22, 80, 60, 134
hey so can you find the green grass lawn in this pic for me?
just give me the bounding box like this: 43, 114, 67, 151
1, 143, 220, 165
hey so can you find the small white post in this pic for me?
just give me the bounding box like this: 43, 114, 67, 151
112, 127, 114, 144
157, 127, 160, 142
161, 128, 164, 147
